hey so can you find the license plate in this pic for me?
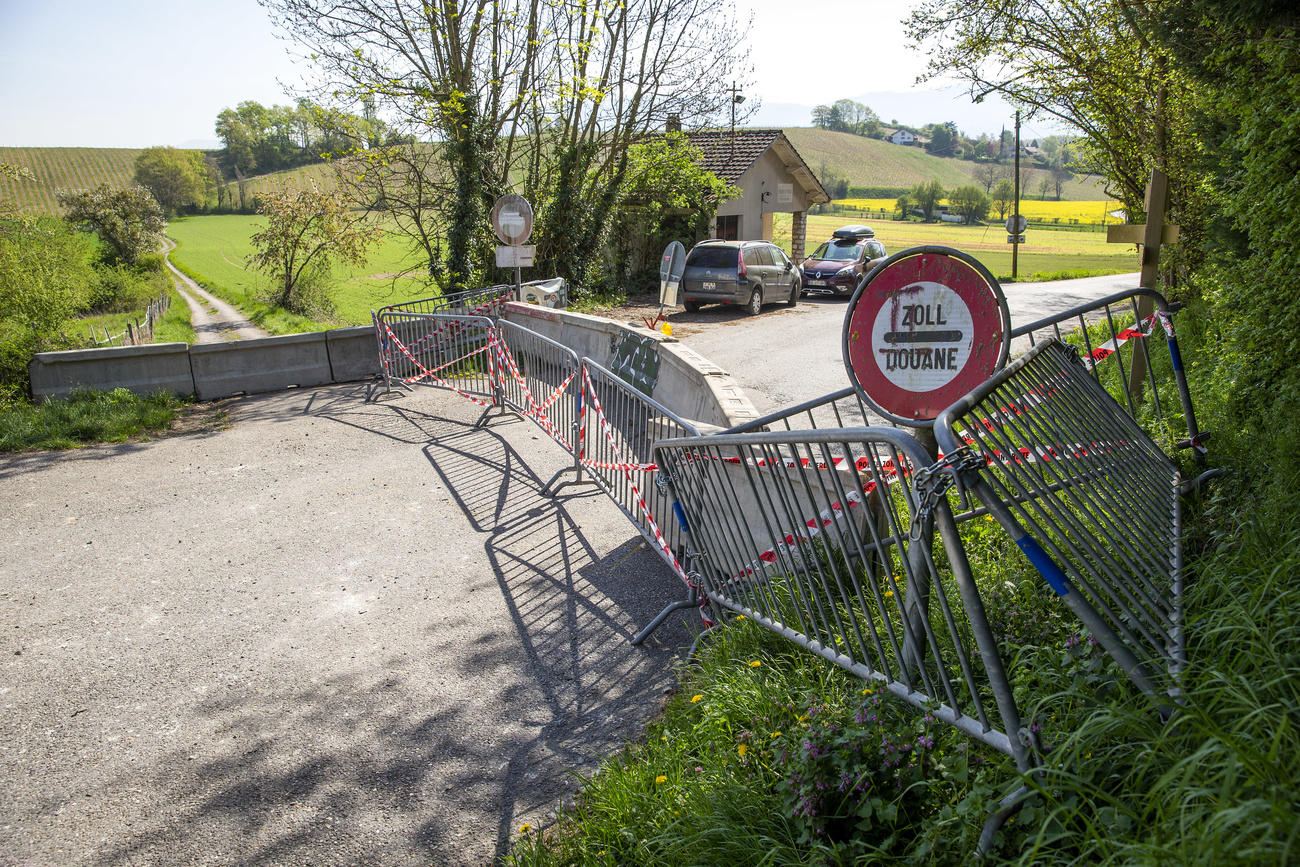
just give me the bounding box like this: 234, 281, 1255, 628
702, 281, 716, 290
808, 279, 826, 286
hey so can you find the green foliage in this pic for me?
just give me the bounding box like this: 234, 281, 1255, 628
0, 214, 97, 398
0, 388, 186, 451
948, 184, 992, 222
58, 183, 164, 265
911, 179, 945, 220
992, 178, 1016, 220
811, 99, 881, 137
133, 146, 207, 218
602, 133, 739, 293
247, 182, 381, 315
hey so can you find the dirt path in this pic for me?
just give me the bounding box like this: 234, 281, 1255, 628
162, 238, 269, 343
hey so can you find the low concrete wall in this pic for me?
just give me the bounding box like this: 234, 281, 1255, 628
28, 305, 758, 431
29, 342, 194, 400
190, 332, 333, 400
326, 326, 382, 383
502, 302, 759, 429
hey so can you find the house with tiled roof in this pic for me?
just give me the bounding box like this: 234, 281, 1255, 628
681, 128, 829, 262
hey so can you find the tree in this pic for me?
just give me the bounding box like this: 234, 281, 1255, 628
948, 184, 991, 222
894, 192, 913, 220
58, 184, 164, 265
991, 179, 1015, 220
911, 180, 945, 221
975, 160, 999, 192
133, 147, 207, 218
247, 183, 380, 314
263, 0, 751, 292
926, 124, 954, 156
331, 141, 450, 288
907, 0, 1202, 220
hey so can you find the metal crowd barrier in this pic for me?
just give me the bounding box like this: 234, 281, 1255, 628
374, 283, 516, 318
934, 338, 1185, 697
492, 319, 581, 452
1010, 288, 1204, 464
652, 428, 1033, 770
373, 312, 498, 405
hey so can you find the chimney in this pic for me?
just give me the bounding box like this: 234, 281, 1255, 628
666, 114, 681, 133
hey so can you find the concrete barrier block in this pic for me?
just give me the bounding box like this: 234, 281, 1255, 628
502, 303, 621, 366
29, 343, 194, 401
326, 326, 381, 383
189, 332, 332, 400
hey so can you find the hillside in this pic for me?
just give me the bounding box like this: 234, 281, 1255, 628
0, 147, 154, 215
783, 127, 1110, 200
3, 131, 1109, 218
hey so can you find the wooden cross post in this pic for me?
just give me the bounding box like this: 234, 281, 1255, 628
1106, 168, 1180, 402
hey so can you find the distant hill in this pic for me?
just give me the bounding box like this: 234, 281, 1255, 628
782, 128, 1110, 201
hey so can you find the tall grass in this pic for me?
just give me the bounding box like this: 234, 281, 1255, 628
0, 388, 188, 452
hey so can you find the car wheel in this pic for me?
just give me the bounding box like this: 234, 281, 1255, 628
683, 298, 701, 313
785, 278, 799, 307
746, 287, 763, 316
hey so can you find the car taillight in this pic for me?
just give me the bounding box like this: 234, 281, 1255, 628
737, 255, 747, 281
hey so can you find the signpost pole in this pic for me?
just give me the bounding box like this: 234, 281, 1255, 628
1012, 110, 1021, 280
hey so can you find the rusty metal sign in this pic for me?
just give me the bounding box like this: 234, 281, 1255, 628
843, 246, 1009, 426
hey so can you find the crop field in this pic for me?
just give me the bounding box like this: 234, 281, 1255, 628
166, 214, 435, 331
837, 197, 1125, 226
774, 213, 1138, 280
0, 147, 149, 214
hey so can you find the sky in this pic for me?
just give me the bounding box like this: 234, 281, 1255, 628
0, 0, 1064, 150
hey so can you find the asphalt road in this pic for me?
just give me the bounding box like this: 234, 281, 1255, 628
676, 272, 1141, 416
1, 385, 693, 866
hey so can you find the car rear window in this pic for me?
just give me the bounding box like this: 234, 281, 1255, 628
686, 245, 739, 268
811, 240, 861, 261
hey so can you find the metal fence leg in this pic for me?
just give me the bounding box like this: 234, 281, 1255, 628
977, 785, 1033, 858
632, 585, 699, 646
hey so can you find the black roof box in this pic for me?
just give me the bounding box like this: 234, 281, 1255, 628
833, 224, 875, 240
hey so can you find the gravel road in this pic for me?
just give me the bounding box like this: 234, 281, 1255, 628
163, 239, 269, 343
1, 385, 692, 866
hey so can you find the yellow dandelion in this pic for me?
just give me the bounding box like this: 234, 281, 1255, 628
736, 614, 745, 620
737, 743, 748, 757
655, 775, 667, 784
691, 694, 703, 703
520, 823, 532, 833
771, 731, 782, 738
660, 736, 667, 741
862, 687, 874, 695
986, 515, 995, 522
749, 660, 762, 668
884, 590, 894, 598
797, 714, 809, 723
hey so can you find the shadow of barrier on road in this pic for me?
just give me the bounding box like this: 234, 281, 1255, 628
83, 395, 687, 867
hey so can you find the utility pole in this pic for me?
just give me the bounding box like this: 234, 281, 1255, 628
1012, 109, 1021, 279
729, 83, 745, 160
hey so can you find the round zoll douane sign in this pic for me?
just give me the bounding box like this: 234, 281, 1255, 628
842, 246, 1009, 426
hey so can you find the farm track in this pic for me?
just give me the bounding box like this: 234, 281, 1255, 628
162, 238, 268, 343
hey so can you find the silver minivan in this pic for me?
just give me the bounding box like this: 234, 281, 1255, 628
680, 240, 800, 314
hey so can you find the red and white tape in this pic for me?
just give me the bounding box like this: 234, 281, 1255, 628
1084, 310, 1173, 370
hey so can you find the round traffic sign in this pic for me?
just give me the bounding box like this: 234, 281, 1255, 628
491, 194, 533, 245
1005, 213, 1027, 234
842, 246, 1009, 426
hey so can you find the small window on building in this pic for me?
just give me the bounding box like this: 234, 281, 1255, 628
716, 214, 739, 241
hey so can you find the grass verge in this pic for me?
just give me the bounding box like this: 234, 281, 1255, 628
0, 388, 190, 452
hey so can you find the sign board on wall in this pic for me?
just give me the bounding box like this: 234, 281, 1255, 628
842, 246, 1010, 426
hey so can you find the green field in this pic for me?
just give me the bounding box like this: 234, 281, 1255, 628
775, 213, 1137, 280
784, 128, 1110, 200
166, 214, 436, 331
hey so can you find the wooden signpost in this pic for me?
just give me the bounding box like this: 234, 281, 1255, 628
1106, 169, 1180, 401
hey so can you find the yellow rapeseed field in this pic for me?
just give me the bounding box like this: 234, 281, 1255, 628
839, 198, 1124, 225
